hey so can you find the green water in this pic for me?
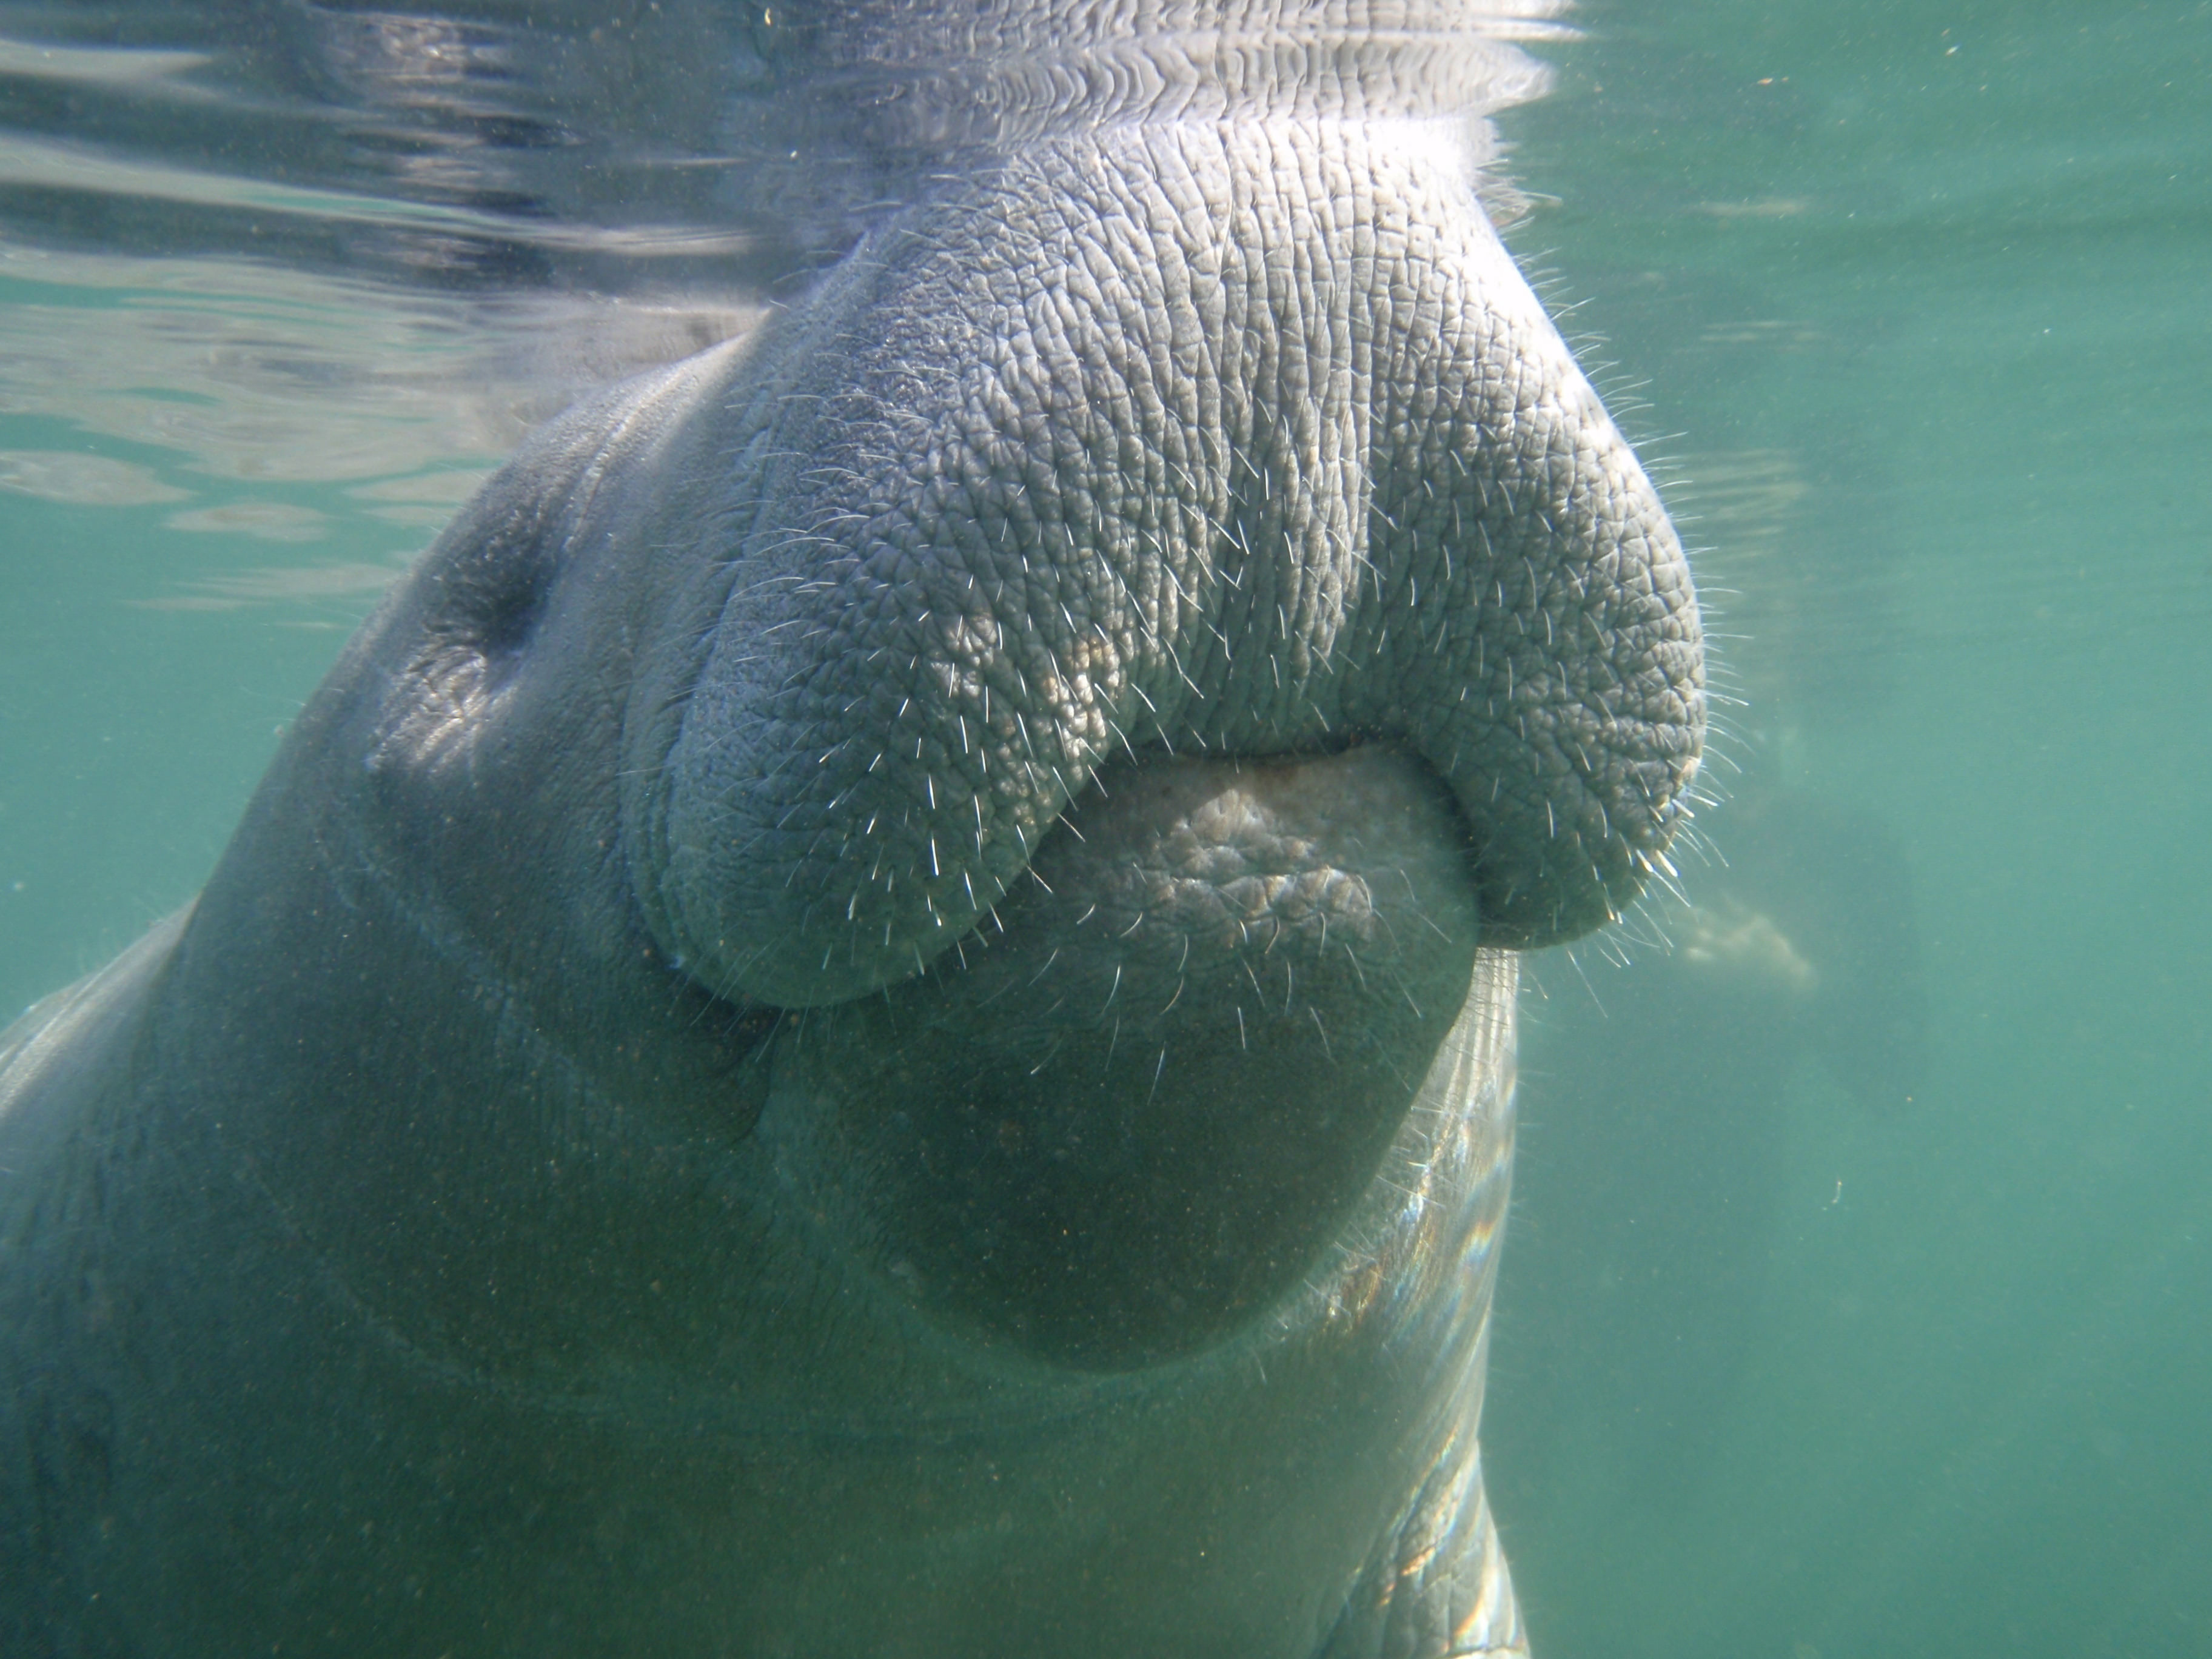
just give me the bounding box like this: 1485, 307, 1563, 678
1484, 4, 2212, 1656
3, 2, 2208, 1655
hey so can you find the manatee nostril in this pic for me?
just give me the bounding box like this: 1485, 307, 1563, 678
755, 743, 1483, 1368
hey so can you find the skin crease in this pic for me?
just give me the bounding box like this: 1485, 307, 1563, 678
0, 14, 1701, 1658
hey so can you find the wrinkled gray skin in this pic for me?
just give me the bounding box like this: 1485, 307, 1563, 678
0, 43, 1701, 1659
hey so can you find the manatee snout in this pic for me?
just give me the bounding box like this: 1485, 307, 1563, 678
630, 119, 1704, 1012
762, 744, 1481, 1367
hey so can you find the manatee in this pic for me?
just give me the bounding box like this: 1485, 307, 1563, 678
0, 5, 1701, 1654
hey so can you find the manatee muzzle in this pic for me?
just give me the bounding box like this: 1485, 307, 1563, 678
635, 120, 1703, 1010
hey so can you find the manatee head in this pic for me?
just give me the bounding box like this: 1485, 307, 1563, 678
412, 24, 1711, 1382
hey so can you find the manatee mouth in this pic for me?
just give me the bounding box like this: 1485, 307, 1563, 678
754, 743, 1481, 1369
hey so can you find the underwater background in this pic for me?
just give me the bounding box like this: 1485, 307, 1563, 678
2, 2, 2207, 1655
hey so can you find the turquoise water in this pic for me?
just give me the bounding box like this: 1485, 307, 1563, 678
4, 2, 2208, 1655
1484, 4, 2212, 1656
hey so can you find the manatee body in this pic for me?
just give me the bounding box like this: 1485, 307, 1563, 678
0, 8, 1701, 1655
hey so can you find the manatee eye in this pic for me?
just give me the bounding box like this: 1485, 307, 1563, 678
371, 493, 570, 771
422, 506, 559, 674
